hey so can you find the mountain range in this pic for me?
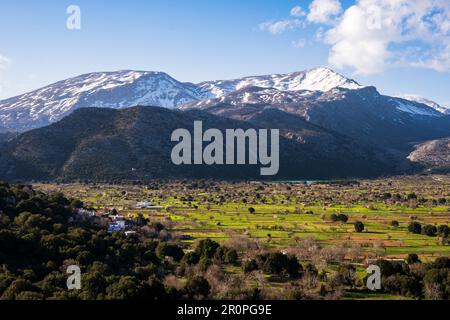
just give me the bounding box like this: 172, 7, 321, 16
0, 67, 449, 181
2, 67, 448, 133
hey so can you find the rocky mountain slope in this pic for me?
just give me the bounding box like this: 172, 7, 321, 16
0, 106, 399, 181
400, 95, 450, 115
182, 86, 450, 151
0, 71, 208, 132
408, 138, 450, 173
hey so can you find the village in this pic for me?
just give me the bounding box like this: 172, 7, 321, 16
70, 201, 164, 236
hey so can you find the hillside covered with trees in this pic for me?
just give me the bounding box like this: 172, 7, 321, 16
1, 182, 449, 300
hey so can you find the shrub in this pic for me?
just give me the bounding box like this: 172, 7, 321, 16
437, 225, 450, 238
243, 259, 259, 273
155, 243, 185, 262
330, 214, 339, 222
195, 239, 220, 259
390, 220, 400, 228
422, 225, 437, 237
354, 221, 365, 233
182, 252, 200, 265
224, 248, 239, 265
262, 253, 301, 278
407, 254, 420, 265
408, 222, 422, 235
184, 276, 211, 299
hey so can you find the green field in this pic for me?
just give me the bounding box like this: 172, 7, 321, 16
29, 176, 450, 300
36, 175, 450, 261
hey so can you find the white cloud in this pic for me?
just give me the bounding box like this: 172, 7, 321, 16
0, 55, 11, 70
290, 6, 306, 17
323, 0, 450, 74
307, 0, 342, 24
259, 19, 305, 35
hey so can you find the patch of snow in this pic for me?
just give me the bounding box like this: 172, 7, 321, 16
398, 94, 450, 115
395, 100, 442, 117
198, 67, 364, 99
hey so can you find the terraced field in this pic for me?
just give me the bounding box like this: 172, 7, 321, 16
35, 175, 450, 261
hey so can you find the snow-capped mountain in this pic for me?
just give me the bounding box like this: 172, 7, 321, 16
0, 67, 448, 132
0, 70, 205, 131
199, 67, 364, 98
182, 84, 450, 152
184, 84, 444, 119
181, 87, 321, 111
399, 95, 450, 115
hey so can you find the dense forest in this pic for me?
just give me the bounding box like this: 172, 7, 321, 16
0, 182, 449, 300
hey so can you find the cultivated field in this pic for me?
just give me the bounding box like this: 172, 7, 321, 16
35, 175, 450, 261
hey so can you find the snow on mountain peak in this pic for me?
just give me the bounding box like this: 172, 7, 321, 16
398, 95, 450, 115
0, 67, 445, 132
198, 67, 364, 99
0, 70, 203, 131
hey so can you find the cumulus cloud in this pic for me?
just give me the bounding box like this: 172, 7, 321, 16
307, 0, 342, 24
259, 5, 308, 35
324, 0, 450, 74
290, 6, 306, 17
259, 19, 305, 35
259, 0, 450, 74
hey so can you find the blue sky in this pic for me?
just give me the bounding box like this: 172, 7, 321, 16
1, 0, 450, 106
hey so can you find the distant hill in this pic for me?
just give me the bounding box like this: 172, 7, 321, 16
0, 106, 400, 182
409, 138, 450, 173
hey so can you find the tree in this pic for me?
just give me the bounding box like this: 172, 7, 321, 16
141, 276, 166, 300
155, 243, 184, 262
285, 255, 302, 278
422, 225, 437, 237
437, 225, 450, 238
243, 259, 259, 273
390, 220, 400, 228
332, 265, 357, 288
262, 253, 301, 278
433, 257, 450, 269
81, 272, 107, 300
407, 254, 421, 265
407, 193, 417, 200
224, 248, 239, 265
337, 214, 349, 223
195, 239, 220, 259
184, 276, 210, 299
408, 222, 422, 235
263, 253, 287, 274
15, 291, 44, 300
376, 260, 398, 278
248, 207, 256, 214
105, 276, 141, 300
423, 269, 448, 300
1, 279, 35, 300
383, 274, 421, 297
71, 199, 84, 209
182, 252, 200, 265
354, 221, 365, 233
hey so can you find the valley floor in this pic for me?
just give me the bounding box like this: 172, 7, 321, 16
35, 175, 450, 261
